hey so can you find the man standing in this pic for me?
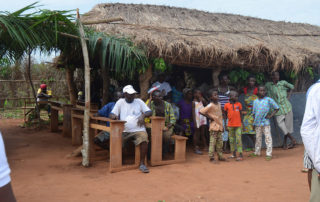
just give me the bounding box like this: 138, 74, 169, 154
301, 74, 320, 202
152, 73, 172, 97
265, 71, 297, 149
109, 85, 152, 173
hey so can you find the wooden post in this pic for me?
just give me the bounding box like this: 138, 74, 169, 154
109, 121, 125, 172
139, 65, 152, 101
71, 114, 83, 146
62, 104, 73, 137
77, 9, 91, 167
212, 67, 221, 88
50, 107, 59, 132
150, 116, 165, 166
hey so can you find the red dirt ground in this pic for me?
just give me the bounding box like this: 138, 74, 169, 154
1, 119, 309, 202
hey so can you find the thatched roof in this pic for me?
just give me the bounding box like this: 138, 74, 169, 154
82, 3, 320, 72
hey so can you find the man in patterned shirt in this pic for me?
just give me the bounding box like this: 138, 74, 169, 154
148, 90, 176, 154
252, 85, 279, 160
265, 71, 296, 149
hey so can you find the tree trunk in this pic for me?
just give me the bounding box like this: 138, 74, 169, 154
101, 66, 110, 106
66, 67, 77, 106
212, 67, 221, 88
26, 51, 40, 121
77, 10, 91, 167
139, 65, 152, 101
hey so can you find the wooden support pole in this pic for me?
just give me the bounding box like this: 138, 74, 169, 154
212, 67, 221, 88
82, 18, 124, 25
62, 104, 73, 137
50, 108, 59, 132
77, 9, 92, 167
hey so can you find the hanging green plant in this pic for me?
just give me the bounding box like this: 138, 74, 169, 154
153, 58, 167, 72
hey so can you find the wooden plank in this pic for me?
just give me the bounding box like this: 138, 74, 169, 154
150, 116, 165, 166
51, 106, 62, 111
50, 108, 59, 132
62, 104, 73, 137
89, 123, 111, 133
109, 122, 125, 172
72, 114, 84, 119
72, 116, 83, 146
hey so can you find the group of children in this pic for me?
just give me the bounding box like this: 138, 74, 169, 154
195, 85, 279, 163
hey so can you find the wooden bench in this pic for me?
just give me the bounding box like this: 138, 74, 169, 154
48, 101, 73, 137
71, 114, 143, 172
71, 107, 98, 146
149, 116, 188, 166
89, 116, 145, 173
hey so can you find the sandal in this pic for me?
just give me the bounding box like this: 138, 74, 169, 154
249, 153, 259, 157
194, 149, 203, 155
139, 164, 149, 173
209, 157, 217, 164
265, 156, 272, 161
236, 157, 243, 161
228, 155, 236, 159
218, 157, 228, 162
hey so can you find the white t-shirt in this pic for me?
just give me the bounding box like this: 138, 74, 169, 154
111, 98, 151, 133
0, 132, 11, 187
152, 81, 172, 96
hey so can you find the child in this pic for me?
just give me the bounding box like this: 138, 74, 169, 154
224, 91, 243, 161
200, 90, 226, 163
252, 85, 279, 160
192, 89, 208, 154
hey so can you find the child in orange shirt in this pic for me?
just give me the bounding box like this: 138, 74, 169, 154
224, 91, 243, 161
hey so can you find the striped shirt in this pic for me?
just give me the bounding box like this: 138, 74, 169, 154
218, 88, 230, 109
265, 81, 294, 116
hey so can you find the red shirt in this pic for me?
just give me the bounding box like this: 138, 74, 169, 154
224, 102, 242, 127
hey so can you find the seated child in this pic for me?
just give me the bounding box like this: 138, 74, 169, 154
200, 89, 227, 163
224, 91, 243, 161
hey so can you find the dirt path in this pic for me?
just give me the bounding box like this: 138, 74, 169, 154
0, 119, 309, 202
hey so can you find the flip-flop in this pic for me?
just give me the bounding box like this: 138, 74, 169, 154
228, 155, 236, 159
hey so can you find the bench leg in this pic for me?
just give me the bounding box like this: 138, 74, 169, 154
72, 117, 82, 146
50, 109, 59, 132
174, 139, 187, 161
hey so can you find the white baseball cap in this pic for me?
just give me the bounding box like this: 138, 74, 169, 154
123, 85, 137, 94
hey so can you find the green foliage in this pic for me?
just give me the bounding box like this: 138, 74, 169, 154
229, 69, 249, 86
153, 58, 167, 72
255, 73, 265, 84
88, 31, 148, 79
285, 71, 298, 83
305, 67, 314, 80
229, 69, 265, 87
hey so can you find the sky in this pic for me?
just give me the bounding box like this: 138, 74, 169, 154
2, 0, 320, 62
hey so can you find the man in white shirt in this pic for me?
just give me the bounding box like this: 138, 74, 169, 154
301, 66, 320, 202
0, 132, 16, 202
152, 73, 172, 97
110, 85, 152, 173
